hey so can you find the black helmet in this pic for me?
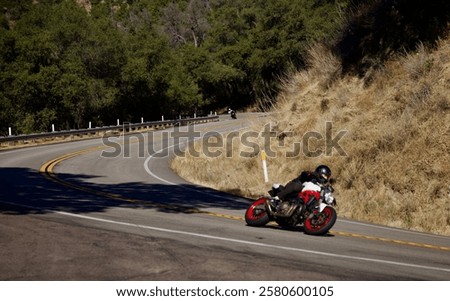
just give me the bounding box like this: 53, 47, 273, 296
315, 165, 331, 181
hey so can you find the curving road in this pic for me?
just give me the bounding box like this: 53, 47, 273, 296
1, 115, 449, 280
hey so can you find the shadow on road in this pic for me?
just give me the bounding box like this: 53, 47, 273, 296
0, 167, 251, 215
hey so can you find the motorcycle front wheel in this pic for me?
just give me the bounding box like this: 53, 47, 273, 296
245, 198, 270, 226
304, 206, 337, 235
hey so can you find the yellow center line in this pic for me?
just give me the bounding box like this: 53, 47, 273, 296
40, 143, 450, 253
40, 144, 209, 213
329, 231, 450, 251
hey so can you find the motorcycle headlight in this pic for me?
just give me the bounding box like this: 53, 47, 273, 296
324, 192, 335, 205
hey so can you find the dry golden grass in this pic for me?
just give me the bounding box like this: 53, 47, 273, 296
172, 38, 450, 236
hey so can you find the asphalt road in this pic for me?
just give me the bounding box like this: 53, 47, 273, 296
1, 114, 449, 280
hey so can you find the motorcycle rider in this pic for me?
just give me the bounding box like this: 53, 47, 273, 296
273, 165, 332, 202
227, 108, 237, 119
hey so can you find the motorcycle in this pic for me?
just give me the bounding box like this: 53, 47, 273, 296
244, 181, 337, 235
228, 108, 237, 119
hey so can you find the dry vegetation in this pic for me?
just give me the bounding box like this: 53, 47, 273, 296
172, 37, 450, 236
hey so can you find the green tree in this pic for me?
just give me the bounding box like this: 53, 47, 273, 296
0, 0, 355, 134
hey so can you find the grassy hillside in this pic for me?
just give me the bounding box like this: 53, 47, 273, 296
172, 37, 450, 235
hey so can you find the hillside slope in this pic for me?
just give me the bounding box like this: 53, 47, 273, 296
172, 37, 450, 235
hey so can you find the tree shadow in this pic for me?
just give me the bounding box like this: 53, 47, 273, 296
0, 167, 252, 216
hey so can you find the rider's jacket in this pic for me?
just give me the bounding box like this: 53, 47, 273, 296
294, 171, 326, 185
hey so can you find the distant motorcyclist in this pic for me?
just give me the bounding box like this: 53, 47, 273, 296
228, 108, 237, 119
273, 165, 332, 201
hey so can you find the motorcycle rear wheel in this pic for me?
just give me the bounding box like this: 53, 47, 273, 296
245, 198, 270, 227
304, 206, 337, 236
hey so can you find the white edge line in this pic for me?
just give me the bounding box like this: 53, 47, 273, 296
143, 124, 249, 202
2, 200, 449, 274
61, 212, 450, 274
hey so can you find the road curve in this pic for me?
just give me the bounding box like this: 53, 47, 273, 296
1, 114, 449, 280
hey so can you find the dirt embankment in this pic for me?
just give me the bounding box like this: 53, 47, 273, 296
172, 38, 450, 236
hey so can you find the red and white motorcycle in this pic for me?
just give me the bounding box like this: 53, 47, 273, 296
245, 181, 337, 235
